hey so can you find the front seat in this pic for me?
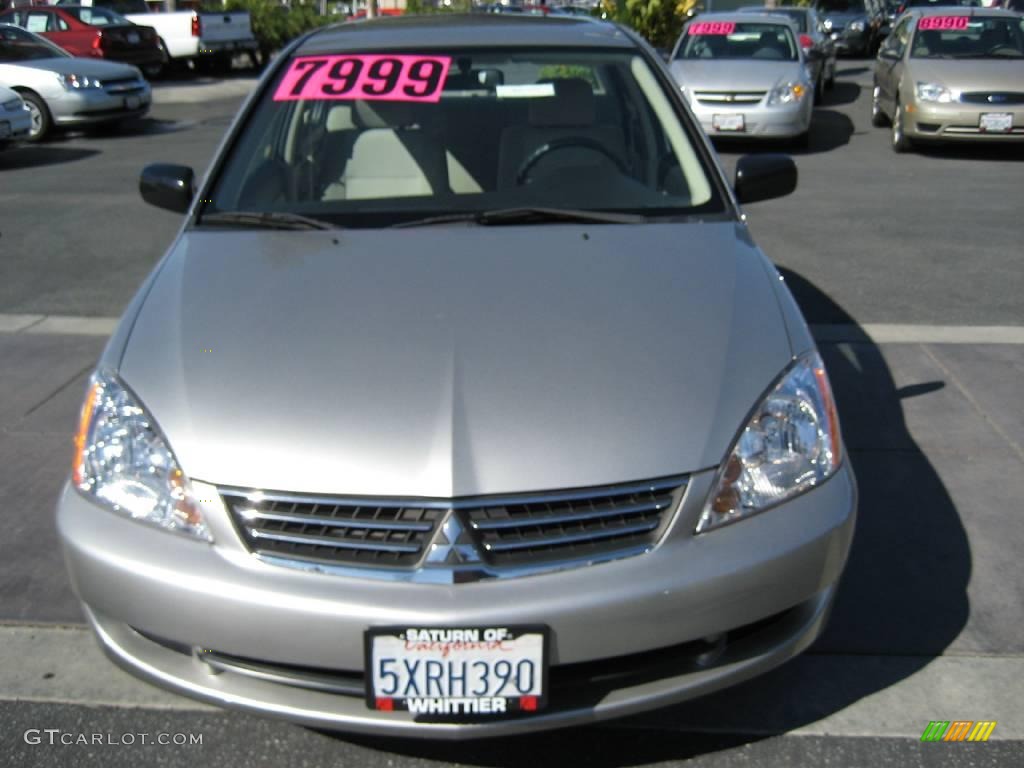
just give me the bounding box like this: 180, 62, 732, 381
324, 100, 448, 201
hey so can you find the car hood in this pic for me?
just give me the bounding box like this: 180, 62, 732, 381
118, 223, 793, 498
5, 56, 140, 79
907, 59, 1024, 93
671, 60, 806, 92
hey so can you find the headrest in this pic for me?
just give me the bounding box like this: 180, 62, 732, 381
353, 100, 422, 130
326, 104, 355, 132
528, 78, 595, 128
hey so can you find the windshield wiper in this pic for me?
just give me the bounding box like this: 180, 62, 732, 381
198, 211, 336, 231
391, 207, 647, 229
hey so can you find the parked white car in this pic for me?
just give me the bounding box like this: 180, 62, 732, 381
0, 82, 32, 148
57, 0, 257, 70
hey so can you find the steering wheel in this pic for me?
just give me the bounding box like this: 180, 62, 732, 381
515, 136, 627, 186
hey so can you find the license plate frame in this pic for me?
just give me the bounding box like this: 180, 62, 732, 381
713, 113, 745, 132
126, 32, 140, 45
124, 95, 141, 110
364, 625, 550, 717
0, 121, 10, 140
979, 112, 1013, 133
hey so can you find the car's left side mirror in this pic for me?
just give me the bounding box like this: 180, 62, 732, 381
734, 154, 798, 204
140, 163, 195, 213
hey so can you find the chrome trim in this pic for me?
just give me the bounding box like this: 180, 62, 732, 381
253, 543, 657, 584
247, 529, 421, 554
469, 496, 671, 531
219, 475, 686, 511
197, 650, 364, 696
236, 508, 434, 532
482, 520, 662, 552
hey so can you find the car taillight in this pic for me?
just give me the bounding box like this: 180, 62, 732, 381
191, 13, 200, 37
92, 31, 103, 51
799, 34, 813, 49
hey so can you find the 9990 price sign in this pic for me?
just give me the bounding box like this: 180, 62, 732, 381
274, 54, 452, 103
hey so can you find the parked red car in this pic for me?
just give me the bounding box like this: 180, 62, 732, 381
0, 4, 163, 76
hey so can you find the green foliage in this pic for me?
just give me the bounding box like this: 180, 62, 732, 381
406, 0, 473, 13
600, 0, 696, 50
537, 64, 599, 88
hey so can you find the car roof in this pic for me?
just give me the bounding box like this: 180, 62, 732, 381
685, 12, 799, 25
910, 6, 1021, 16
295, 14, 636, 56
738, 5, 809, 13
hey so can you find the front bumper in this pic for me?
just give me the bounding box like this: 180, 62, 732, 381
50, 83, 151, 127
689, 97, 812, 140
59, 463, 856, 737
0, 104, 32, 143
906, 101, 1024, 142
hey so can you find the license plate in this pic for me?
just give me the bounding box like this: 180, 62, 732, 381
366, 626, 548, 717
979, 112, 1012, 133
127, 32, 140, 44
125, 95, 141, 110
0, 121, 9, 139
713, 113, 745, 132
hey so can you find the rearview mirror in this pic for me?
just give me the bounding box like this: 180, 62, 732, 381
140, 163, 195, 213
734, 154, 798, 204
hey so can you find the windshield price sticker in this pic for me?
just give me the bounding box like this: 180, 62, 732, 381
274, 55, 451, 103
918, 16, 969, 31
688, 22, 736, 35
366, 626, 548, 716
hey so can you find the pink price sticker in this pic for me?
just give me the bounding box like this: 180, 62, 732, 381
688, 21, 736, 35
918, 16, 969, 31
274, 54, 451, 103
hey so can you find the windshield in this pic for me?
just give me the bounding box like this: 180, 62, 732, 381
677, 22, 799, 61
911, 16, 1024, 58
64, 7, 133, 26
203, 47, 723, 228
0, 24, 70, 61
815, 0, 865, 13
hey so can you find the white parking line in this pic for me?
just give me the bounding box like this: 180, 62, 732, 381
0, 624, 1019, 739
3, 314, 1023, 345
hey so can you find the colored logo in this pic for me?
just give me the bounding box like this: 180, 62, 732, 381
921, 721, 997, 742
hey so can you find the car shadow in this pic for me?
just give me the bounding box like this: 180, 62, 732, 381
310, 271, 970, 765
819, 80, 861, 107
712, 110, 854, 156
913, 141, 1024, 163
0, 145, 100, 170
834, 65, 870, 77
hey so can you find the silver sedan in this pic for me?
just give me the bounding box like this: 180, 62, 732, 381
58, 15, 855, 738
0, 23, 150, 141
670, 13, 816, 146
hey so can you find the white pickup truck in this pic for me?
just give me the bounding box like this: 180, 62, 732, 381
56, 0, 258, 70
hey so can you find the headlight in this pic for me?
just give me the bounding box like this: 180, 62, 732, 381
72, 370, 210, 540
915, 82, 954, 104
2, 97, 23, 112
767, 82, 807, 106
58, 73, 104, 90
697, 351, 842, 534
823, 19, 833, 31
849, 20, 866, 32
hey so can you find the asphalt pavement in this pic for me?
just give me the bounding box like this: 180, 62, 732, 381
0, 61, 1022, 767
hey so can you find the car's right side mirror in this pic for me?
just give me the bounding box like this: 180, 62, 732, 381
140, 163, 195, 213
878, 47, 900, 60
733, 154, 798, 204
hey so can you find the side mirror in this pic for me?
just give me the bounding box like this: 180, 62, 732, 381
878, 47, 899, 60
140, 163, 194, 213
734, 154, 797, 204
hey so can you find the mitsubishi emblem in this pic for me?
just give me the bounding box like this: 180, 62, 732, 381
425, 513, 482, 566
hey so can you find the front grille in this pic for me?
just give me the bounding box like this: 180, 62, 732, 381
222, 475, 686, 580
695, 91, 765, 105
960, 92, 1024, 106
103, 78, 145, 94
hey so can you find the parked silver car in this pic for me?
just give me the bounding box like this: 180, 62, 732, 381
670, 13, 815, 146
0, 82, 31, 146
58, 15, 856, 738
0, 22, 150, 140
